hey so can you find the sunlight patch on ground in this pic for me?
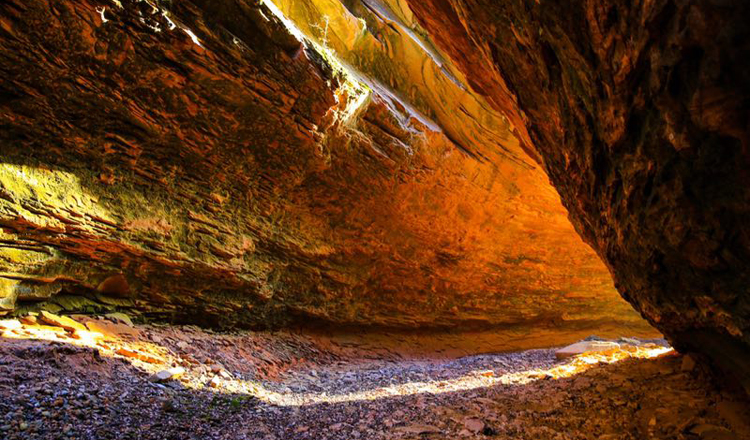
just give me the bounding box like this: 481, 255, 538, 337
0, 321, 169, 368
547, 345, 673, 379
218, 344, 673, 406
1, 318, 672, 408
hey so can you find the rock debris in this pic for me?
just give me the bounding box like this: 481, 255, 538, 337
1, 315, 748, 439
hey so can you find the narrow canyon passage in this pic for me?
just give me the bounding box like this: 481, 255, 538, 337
1, 316, 749, 440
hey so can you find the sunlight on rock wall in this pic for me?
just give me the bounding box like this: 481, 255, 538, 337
0, 0, 656, 342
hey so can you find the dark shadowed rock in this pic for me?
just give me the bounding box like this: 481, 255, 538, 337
401, 0, 750, 388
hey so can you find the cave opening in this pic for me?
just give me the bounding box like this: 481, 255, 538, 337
1, 0, 750, 438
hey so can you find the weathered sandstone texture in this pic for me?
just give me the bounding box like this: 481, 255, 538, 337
402, 0, 750, 386
0, 0, 655, 340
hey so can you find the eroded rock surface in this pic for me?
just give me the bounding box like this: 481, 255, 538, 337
0, 0, 653, 341
400, 0, 750, 386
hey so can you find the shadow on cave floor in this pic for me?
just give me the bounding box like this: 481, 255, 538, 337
1, 317, 749, 440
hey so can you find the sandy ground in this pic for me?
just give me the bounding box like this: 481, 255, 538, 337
1, 314, 749, 440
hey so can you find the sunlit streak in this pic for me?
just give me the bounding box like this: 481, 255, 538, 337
258, 0, 371, 125
212, 345, 673, 406
2, 320, 673, 409
183, 28, 202, 47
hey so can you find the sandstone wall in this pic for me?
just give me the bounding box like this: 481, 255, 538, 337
0, 0, 653, 340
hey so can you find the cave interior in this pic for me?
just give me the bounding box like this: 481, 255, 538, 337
0, 0, 749, 439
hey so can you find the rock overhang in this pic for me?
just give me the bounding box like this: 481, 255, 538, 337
0, 0, 658, 351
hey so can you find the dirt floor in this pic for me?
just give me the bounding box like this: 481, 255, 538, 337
1, 314, 749, 440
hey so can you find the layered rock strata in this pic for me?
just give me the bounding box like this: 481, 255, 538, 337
0, 0, 653, 340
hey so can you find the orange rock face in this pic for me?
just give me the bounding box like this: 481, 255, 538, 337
0, 0, 654, 342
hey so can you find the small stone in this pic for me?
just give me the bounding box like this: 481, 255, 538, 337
150, 367, 186, 382
19, 314, 37, 325
161, 399, 176, 412
19, 422, 28, 431
115, 347, 159, 363
209, 375, 221, 388
116, 347, 139, 359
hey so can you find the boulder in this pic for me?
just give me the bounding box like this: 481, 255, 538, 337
38, 311, 87, 333
18, 314, 37, 325
85, 319, 140, 339
463, 418, 486, 433
556, 341, 621, 360
104, 313, 134, 327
